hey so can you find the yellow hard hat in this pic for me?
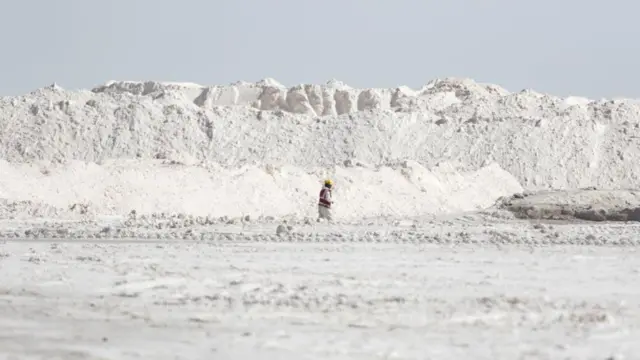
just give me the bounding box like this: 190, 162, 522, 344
324, 179, 333, 186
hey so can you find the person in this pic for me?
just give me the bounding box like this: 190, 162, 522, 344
318, 179, 333, 221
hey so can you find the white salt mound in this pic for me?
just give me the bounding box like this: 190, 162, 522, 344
1, 77, 640, 219
0, 159, 521, 219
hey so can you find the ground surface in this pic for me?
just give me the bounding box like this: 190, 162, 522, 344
1, 214, 639, 360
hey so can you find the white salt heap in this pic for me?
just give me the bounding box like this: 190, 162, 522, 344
1, 77, 640, 220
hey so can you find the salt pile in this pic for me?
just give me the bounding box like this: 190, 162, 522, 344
497, 189, 640, 222
1, 77, 640, 220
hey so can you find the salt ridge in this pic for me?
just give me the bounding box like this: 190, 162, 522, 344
0, 159, 522, 219
1, 77, 640, 219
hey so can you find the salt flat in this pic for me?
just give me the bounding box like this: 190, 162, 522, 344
1, 215, 640, 360
1, 236, 638, 360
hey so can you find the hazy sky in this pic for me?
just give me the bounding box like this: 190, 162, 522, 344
1, 0, 639, 98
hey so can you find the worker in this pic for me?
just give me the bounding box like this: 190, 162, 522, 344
318, 179, 333, 221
